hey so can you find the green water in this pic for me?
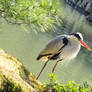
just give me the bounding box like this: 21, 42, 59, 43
0, 6, 92, 83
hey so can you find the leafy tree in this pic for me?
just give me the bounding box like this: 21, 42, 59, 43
0, 0, 63, 32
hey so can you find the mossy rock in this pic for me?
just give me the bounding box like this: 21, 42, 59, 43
0, 48, 44, 92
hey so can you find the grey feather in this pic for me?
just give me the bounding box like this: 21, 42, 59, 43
37, 35, 68, 61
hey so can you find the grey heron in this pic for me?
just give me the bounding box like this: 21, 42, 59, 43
36, 32, 91, 80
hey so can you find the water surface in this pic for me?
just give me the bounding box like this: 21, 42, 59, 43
0, 5, 92, 83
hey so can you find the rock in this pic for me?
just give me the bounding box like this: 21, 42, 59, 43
64, 0, 92, 23
0, 48, 44, 92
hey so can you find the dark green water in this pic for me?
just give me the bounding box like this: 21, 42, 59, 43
0, 5, 92, 83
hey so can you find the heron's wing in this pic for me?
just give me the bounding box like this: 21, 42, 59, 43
37, 35, 67, 61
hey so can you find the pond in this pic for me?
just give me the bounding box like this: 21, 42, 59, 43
0, 3, 92, 83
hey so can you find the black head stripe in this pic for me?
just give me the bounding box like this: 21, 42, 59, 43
74, 34, 81, 40
70, 33, 81, 40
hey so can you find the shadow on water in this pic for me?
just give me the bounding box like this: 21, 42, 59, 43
0, 2, 92, 82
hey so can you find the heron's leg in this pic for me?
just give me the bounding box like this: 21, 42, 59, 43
52, 59, 62, 73
36, 59, 49, 80
52, 60, 59, 73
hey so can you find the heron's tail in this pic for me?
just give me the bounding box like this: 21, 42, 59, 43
36, 55, 42, 60
36, 55, 49, 62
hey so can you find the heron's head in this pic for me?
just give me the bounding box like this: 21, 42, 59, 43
70, 32, 91, 51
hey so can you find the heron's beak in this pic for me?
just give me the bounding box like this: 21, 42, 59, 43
80, 40, 91, 51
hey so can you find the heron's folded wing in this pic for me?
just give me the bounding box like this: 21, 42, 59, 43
37, 35, 66, 61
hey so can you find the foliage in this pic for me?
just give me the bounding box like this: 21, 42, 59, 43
0, 0, 63, 32
44, 73, 92, 92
